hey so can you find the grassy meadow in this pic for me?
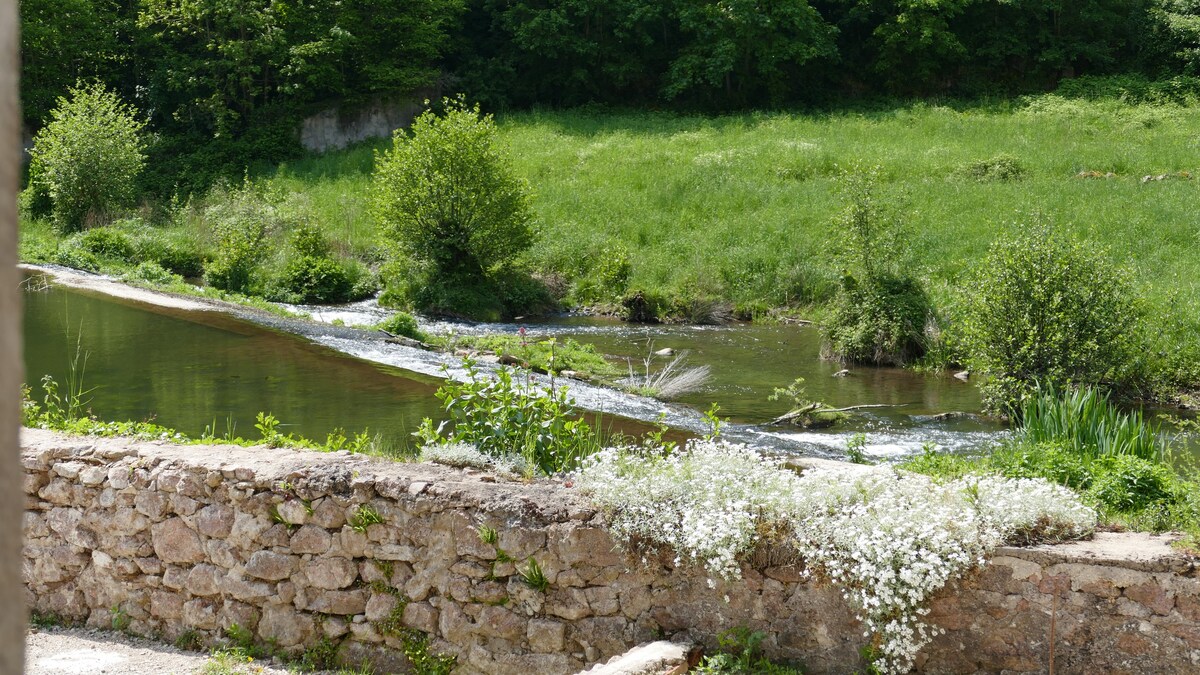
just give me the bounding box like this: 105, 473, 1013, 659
263, 97, 1200, 312
19, 94, 1200, 386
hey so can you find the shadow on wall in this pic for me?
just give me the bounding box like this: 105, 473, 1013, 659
300, 91, 437, 153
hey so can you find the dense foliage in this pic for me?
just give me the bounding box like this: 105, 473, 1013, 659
823, 168, 930, 365
373, 98, 536, 318
28, 83, 146, 232
19, 0, 1200, 186
960, 223, 1144, 414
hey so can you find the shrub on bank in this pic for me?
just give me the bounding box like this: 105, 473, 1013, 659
416, 359, 600, 475
822, 167, 931, 365
960, 223, 1144, 415
373, 97, 538, 319
28, 83, 146, 232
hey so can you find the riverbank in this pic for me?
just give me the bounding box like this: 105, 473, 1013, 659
20, 96, 1200, 400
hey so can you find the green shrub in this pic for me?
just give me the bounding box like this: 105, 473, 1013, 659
961, 223, 1144, 415
28, 83, 146, 232
990, 441, 1093, 490
203, 200, 268, 294
1088, 455, 1176, 513
373, 96, 535, 317
573, 242, 632, 304
76, 227, 135, 261
822, 167, 930, 365
958, 154, 1025, 182
694, 627, 803, 675
416, 359, 600, 475
123, 261, 181, 286
276, 255, 354, 303
376, 313, 425, 341
135, 238, 207, 278
52, 240, 100, 272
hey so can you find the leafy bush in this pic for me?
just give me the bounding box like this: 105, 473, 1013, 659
28, 83, 146, 232
52, 240, 100, 272
276, 255, 354, 303
76, 227, 135, 261
961, 223, 1144, 415
135, 238, 206, 278
373, 97, 535, 317
376, 313, 426, 341
958, 154, 1025, 182
694, 627, 803, 675
416, 360, 599, 475
1088, 455, 1176, 513
123, 261, 181, 286
203, 195, 269, 294
823, 167, 930, 365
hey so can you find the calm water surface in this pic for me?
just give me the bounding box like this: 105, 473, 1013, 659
23, 282, 445, 446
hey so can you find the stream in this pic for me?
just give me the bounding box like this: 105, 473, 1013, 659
23, 270, 1011, 460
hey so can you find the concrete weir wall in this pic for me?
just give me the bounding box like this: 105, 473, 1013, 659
20, 429, 1200, 674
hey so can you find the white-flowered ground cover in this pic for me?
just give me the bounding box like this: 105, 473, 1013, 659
576, 440, 1096, 674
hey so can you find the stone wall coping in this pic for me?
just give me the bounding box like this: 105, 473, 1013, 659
22, 428, 1197, 573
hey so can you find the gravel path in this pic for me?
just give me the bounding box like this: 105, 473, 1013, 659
25, 626, 290, 675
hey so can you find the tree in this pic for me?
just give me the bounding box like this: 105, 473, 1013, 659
373, 97, 535, 305
961, 222, 1144, 415
28, 83, 146, 232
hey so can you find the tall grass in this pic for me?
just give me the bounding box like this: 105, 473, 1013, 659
1017, 385, 1170, 461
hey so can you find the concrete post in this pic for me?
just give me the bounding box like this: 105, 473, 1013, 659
0, 0, 27, 671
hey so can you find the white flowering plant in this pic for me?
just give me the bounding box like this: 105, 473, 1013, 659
578, 440, 1096, 674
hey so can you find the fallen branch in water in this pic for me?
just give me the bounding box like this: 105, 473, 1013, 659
769, 402, 907, 426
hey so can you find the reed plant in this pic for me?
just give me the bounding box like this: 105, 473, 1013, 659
1017, 384, 1169, 462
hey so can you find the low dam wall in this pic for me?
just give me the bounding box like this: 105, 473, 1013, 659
20, 429, 1200, 673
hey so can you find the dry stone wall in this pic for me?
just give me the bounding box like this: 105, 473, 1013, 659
20, 429, 1200, 674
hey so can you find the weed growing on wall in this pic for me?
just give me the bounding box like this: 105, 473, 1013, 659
416, 359, 601, 475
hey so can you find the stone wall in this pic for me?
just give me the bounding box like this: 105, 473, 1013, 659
299, 95, 430, 153
21, 429, 1200, 674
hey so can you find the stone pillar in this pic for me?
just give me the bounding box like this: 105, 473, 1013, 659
0, 0, 27, 672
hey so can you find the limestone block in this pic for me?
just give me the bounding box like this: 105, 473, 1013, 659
290, 525, 332, 555
228, 512, 271, 550
151, 518, 205, 564
245, 550, 298, 581
529, 618, 567, 653
403, 601, 439, 634
259, 605, 315, 648
305, 557, 358, 590
187, 564, 224, 596
183, 597, 219, 630
310, 499, 346, 529
305, 589, 368, 616
276, 499, 310, 526
134, 491, 170, 519
365, 592, 399, 622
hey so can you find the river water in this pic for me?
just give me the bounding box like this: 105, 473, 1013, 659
23, 276, 1010, 459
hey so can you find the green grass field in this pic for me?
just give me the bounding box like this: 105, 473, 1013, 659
20, 94, 1200, 386
267, 97, 1200, 313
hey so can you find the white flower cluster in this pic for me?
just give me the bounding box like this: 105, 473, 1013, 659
576, 442, 800, 578
577, 441, 1096, 674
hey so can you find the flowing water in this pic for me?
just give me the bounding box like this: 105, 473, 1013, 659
24, 274, 1012, 460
